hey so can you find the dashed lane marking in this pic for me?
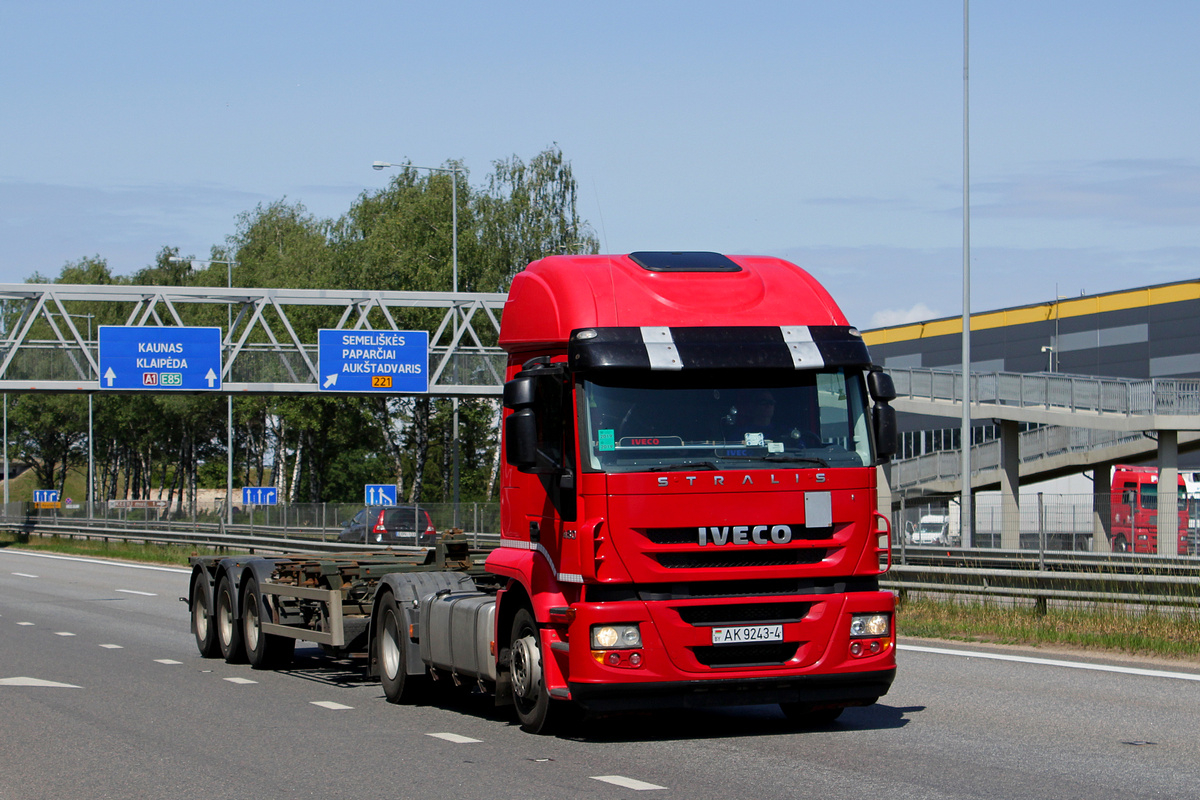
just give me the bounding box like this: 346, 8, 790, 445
591, 776, 667, 791
54, 632, 76, 637
224, 677, 258, 685
115, 589, 157, 597
0, 677, 81, 688
11, 573, 38, 579
154, 659, 182, 665
99, 644, 123, 649
310, 701, 354, 710
426, 732, 482, 743
16, 622, 34, 627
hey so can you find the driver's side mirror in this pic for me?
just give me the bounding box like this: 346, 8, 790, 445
868, 367, 898, 462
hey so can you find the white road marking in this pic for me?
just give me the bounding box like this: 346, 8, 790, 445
154, 659, 182, 665
426, 732, 481, 744
54, 632, 76, 637
591, 775, 667, 791
310, 701, 354, 710
99, 644, 123, 649
16, 622, 34, 626
0, 677, 81, 688
2, 550, 190, 574
11, 572, 38, 578
224, 677, 258, 685
899, 644, 1200, 682
116, 589, 157, 596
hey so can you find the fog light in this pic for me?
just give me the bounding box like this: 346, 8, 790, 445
607, 652, 620, 665
850, 613, 890, 638
850, 641, 863, 656
869, 640, 881, 654
629, 652, 642, 667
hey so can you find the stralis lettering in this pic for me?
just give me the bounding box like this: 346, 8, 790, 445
698, 525, 793, 546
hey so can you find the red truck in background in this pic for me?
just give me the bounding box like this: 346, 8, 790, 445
187, 251, 899, 734
1109, 464, 1188, 554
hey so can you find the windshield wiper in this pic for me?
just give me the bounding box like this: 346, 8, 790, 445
723, 453, 830, 467
648, 461, 719, 472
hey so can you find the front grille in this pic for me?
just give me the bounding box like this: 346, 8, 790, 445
676, 602, 811, 627
584, 576, 879, 603
643, 524, 833, 545
655, 550, 827, 569
693, 642, 799, 668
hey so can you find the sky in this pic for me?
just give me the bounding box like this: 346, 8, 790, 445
1, 1, 1197, 329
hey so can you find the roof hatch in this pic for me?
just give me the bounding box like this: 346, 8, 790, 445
628, 251, 742, 273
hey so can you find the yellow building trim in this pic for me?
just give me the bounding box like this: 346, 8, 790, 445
862, 279, 1200, 346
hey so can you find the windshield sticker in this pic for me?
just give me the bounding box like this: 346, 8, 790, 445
599, 429, 615, 451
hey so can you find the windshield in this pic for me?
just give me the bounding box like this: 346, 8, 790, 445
579, 368, 872, 473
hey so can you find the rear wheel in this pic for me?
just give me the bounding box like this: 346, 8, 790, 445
378, 592, 426, 703
242, 577, 294, 669
190, 576, 220, 658
215, 575, 246, 664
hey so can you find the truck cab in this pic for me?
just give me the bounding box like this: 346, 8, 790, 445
490, 252, 898, 729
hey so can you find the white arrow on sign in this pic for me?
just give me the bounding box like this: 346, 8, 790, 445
104, 367, 116, 387
205, 368, 217, 388
323, 374, 338, 388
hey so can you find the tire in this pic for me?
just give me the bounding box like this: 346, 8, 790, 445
215, 575, 247, 664
242, 577, 294, 669
377, 592, 427, 704
780, 702, 846, 727
510, 607, 560, 734
1113, 535, 1130, 554
190, 575, 220, 658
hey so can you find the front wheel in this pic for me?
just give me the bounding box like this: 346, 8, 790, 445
377, 592, 426, 704
510, 608, 560, 734
242, 577, 294, 669
1113, 535, 1130, 554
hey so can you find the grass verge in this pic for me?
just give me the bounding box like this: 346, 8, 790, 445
0, 530, 215, 567
899, 595, 1200, 660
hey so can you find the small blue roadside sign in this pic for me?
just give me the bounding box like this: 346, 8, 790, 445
242, 487, 278, 506
365, 484, 397, 506
318, 329, 428, 393
98, 326, 222, 391
33, 490, 59, 504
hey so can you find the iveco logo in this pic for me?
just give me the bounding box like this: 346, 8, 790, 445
698, 525, 793, 546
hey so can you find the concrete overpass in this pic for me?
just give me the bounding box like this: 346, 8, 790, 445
883, 367, 1200, 555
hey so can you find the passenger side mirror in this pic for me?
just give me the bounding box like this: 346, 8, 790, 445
867, 369, 897, 402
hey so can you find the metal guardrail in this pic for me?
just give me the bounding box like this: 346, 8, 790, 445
888, 367, 1200, 417
6, 520, 1198, 610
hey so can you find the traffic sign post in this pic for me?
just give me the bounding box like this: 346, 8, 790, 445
98, 326, 223, 391
318, 330, 428, 393
365, 484, 397, 506
242, 487, 278, 506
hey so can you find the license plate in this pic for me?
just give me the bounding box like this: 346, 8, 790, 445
711, 624, 784, 645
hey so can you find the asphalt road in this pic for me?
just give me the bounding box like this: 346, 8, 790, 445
2, 548, 1199, 800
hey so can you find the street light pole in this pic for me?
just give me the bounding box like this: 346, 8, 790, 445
372, 161, 463, 527
169, 256, 237, 524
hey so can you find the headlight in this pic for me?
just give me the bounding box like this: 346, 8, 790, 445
591, 623, 642, 649
850, 613, 890, 639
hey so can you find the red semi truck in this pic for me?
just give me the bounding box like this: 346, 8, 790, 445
187, 251, 899, 733
1109, 464, 1188, 555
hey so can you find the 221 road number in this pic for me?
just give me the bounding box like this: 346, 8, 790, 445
371, 376, 393, 388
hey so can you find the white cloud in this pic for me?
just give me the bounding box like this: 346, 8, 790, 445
869, 303, 942, 329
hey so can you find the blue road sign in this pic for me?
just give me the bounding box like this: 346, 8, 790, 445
33, 490, 59, 504
365, 484, 397, 506
318, 329, 428, 393
242, 487, 278, 506
98, 326, 222, 391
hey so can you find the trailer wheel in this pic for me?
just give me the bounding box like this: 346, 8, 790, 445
510, 608, 556, 734
190, 575, 220, 658
780, 703, 846, 727
378, 593, 426, 703
242, 577, 294, 669
215, 575, 246, 664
